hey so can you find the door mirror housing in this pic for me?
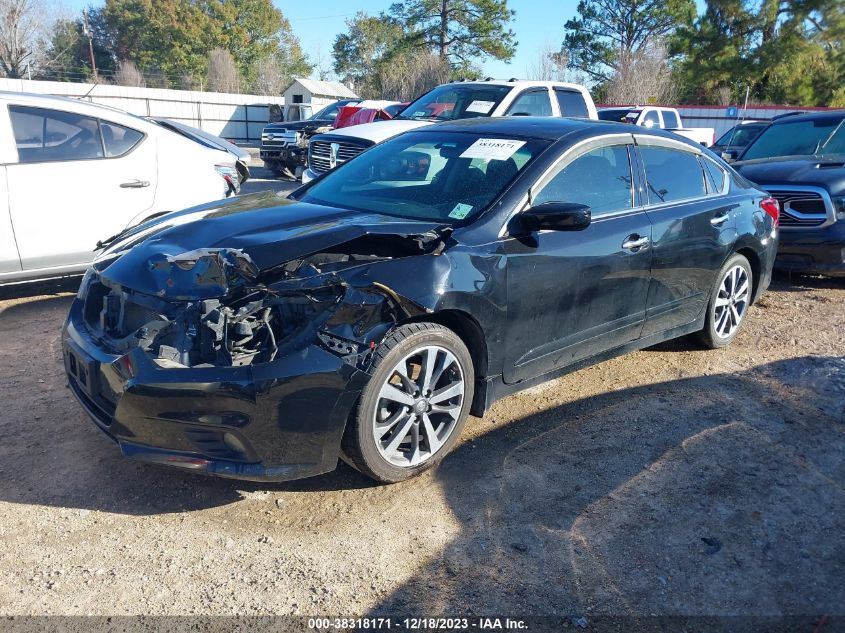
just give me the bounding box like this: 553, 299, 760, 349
521, 202, 592, 232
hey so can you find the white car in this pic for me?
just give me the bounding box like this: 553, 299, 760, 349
0, 92, 240, 285
597, 106, 715, 147
302, 79, 597, 183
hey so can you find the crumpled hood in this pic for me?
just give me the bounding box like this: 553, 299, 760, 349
94, 192, 443, 300
735, 155, 845, 193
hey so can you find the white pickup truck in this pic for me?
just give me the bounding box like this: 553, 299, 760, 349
302, 79, 598, 183
598, 106, 714, 147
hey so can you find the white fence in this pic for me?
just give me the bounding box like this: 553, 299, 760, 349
0, 78, 290, 144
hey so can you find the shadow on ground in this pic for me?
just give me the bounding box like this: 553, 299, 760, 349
368, 355, 845, 618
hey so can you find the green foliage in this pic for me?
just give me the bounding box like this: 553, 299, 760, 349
388, 0, 517, 67
672, 0, 845, 105
333, 12, 406, 92
563, 0, 695, 83
86, 0, 311, 90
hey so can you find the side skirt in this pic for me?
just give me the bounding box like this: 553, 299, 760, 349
470, 315, 706, 417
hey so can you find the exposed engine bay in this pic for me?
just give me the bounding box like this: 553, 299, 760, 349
79, 231, 447, 369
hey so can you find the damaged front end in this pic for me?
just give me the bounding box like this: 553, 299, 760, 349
78, 232, 443, 372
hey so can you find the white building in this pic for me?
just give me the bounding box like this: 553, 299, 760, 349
282, 78, 359, 109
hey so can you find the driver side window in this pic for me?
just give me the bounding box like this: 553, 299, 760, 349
506, 89, 553, 117
533, 145, 634, 215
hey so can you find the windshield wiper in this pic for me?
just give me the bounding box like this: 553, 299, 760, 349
815, 119, 845, 156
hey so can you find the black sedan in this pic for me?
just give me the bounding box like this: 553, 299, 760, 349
63, 118, 779, 484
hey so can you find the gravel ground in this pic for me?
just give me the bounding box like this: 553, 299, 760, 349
0, 158, 843, 620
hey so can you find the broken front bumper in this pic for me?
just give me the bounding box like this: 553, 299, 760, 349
62, 298, 367, 482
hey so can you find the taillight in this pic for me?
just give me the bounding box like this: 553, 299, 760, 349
215, 163, 240, 196
760, 197, 779, 226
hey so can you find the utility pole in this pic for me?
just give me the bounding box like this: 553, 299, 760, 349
82, 9, 98, 82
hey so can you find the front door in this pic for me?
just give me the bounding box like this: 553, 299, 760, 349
503, 140, 653, 384
5, 105, 156, 272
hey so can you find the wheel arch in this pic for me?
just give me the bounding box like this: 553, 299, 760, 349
401, 309, 489, 380
733, 245, 762, 304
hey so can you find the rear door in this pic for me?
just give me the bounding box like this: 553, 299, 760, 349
5, 105, 156, 272
503, 135, 653, 383
633, 136, 737, 336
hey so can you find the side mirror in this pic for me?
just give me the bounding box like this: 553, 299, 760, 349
721, 150, 739, 162
521, 202, 591, 232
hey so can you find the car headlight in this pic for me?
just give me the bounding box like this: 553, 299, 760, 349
834, 196, 845, 220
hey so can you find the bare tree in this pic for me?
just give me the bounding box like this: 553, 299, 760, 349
716, 85, 733, 106
207, 47, 240, 93
113, 59, 145, 87
373, 50, 450, 101
312, 43, 331, 81
253, 56, 286, 95
0, 0, 50, 77
526, 41, 567, 82
604, 40, 678, 105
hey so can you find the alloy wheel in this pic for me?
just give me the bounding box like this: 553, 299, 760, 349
372, 345, 465, 468
713, 265, 750, 339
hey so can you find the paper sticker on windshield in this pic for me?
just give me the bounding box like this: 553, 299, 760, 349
460, 138, 526, 161
449, 203, 473, 219
466, 100, 495, 114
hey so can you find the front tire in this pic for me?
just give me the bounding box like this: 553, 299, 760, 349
342, 323, 474, 483
697, 253, 753, 349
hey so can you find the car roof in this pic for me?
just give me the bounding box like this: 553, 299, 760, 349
413, 116, 697, 145
769, 109, 845, 124
0, 90, 157, 128
442, 79, 588, 92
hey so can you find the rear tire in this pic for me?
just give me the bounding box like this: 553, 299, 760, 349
342, 323, 474, 483
697, 253, 753, 349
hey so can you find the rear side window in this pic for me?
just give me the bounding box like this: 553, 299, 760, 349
554, 89, 589, 118
10, 105, 104, 163
507, 89, 553, 116
640, 146, 707, 204
662, 110, 680, 128
700, 157, 726, 193
101, 121, 143, 157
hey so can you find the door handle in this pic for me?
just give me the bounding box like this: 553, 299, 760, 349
710, 212, 730, 226
622, 235, 650, 251
120, 180, 150, 188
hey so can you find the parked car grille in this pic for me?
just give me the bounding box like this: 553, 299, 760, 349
768, 190, 830, 228
309, 140, 368, 174
261, 129, 296, 148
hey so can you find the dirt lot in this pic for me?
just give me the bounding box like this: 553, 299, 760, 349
0, 163, 843, 622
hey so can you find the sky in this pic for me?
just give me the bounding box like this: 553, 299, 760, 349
59, 0, 583, 80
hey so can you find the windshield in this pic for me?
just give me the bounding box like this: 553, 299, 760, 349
715, 123, 767, 148
742, 116, 845, 160
395, 84, 512, 122
295, 131, 549, 223
598, 108, 637, 122
312, 101, 349, 121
